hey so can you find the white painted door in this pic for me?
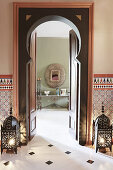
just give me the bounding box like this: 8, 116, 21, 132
69, 30, 81, 142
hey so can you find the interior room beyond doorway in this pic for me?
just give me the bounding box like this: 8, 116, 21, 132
35, 21, 72, 111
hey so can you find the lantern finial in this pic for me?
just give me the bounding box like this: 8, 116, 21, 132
10, 107, 12, 115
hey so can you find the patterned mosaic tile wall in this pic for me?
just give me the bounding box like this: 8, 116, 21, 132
0, 74, 113, 139
0, 75, 13, 127
93, 74, 113, 124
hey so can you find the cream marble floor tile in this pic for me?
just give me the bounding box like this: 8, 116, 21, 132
0, 110, 113, 170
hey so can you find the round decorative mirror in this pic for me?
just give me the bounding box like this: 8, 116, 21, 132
45, 63, 65, 88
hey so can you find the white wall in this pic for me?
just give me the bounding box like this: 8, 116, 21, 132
0, 0, 113, 74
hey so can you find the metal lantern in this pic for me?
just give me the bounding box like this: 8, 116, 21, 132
94, 103, 112, 153
1, 107, 20, 154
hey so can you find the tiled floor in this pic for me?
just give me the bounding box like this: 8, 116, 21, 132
0, 110, 113, 170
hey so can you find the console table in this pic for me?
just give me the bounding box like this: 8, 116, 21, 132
37, 95, 69, 110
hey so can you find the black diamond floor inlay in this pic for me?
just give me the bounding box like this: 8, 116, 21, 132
87, 160, 94, 164
4, 161, 10, 166
29, 152, 35, 155
48, 144, 53, 147
65, 151, 71, 154
45, 160, 53, 165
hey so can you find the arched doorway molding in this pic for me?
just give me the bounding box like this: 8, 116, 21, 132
27, 18, 81, 143
13, 2, 94, 145
26, 15, 81, 57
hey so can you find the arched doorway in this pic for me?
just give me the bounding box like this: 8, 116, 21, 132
28, 19, 81, 143
13, 2, 94, 146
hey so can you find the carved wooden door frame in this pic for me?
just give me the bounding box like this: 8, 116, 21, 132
13, 2, 94, 144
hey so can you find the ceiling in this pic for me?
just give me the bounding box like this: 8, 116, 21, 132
35, 21, 72, 38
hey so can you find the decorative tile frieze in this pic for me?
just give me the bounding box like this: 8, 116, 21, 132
0, 86, 13, 90
93, 78, 113, 84
0, 78, 13, 85
93, 74, 113, 89
0, 75, 13, 91
93, 84, 113, 89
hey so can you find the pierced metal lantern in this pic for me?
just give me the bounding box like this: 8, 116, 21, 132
1, 107, 20, 154
94, 103, 112, 153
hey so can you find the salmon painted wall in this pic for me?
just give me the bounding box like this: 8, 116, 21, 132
0, 0, 113, 74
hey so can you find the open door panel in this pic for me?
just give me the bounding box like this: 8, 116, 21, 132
69, 29, 80, 142
29, 32, 37, 140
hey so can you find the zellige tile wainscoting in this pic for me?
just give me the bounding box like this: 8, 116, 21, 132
93, 74, 113, 123
0, 75, 13, 133
0, 74, 113, 137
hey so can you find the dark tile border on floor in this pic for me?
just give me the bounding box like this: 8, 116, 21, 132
29, 152, 35, 155
48, 144, 53, 147
45, 160, 53, 165
65, 151, 71, 154
4, 161, 10, 166
87, 160, 94, 164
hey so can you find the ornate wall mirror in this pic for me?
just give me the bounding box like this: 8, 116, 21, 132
45, 63, 65, 88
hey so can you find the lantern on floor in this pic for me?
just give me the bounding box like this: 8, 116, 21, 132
1, 107, 20, 154
94, 103, 112, 153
